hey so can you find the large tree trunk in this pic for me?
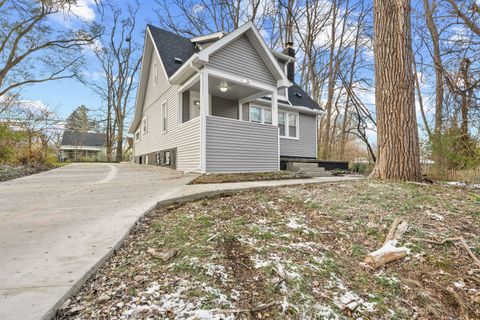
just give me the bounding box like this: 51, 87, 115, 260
370, 0, 422, 181
115, 123, 123, 162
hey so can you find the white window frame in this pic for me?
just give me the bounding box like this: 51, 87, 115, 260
249, 105, 272, 125
142, 117, 148, 134
135, 129, 141, 142
153, 60, 158, 87
161, 100, 168, 133
279, 111, 300, 140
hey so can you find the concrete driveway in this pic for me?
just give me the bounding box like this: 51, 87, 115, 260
0, 163, 196, 320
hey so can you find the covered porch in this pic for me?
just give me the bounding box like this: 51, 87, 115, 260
179, 67, 281, 173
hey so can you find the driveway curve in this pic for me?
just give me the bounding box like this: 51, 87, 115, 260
0, 163, 196, 320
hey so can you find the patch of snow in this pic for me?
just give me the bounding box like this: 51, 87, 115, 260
453, 281, 465, 289
121, 280, 235, 320
286, 217, 302, 229
314, 304, 340, 319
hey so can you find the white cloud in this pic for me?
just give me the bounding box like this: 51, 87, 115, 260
52, 0, 97, 23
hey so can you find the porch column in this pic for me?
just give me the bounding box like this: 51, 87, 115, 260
200, 70, 209, 117
199, 69, 209, 172
271, 88, 278, 126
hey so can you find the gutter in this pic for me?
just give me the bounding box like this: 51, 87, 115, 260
169, 54, 200, 84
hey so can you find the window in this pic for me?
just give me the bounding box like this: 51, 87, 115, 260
279, 111, 298, 139
135, 130, 141, 142
249, 106, 272, 124
142, 117, 148, 134
161, 101, 167, 133
153, 60, 158, 86
250, 106, 262, 123
279, 112, 286, 136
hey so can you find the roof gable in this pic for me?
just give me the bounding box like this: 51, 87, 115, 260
196, 22, 290, 87
207, 35, 276, 86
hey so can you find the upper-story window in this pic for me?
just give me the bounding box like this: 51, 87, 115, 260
142, 117, 148, 134
249, 106, 272, 125
279, 111, 298, 139
135, 130, 141, 142
153, 60, 158, 86
161, 100, 168, 133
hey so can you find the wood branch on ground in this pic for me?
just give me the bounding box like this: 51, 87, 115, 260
411, 236, 480, 268
214, 301, 278, 314
365, 218, 410, 268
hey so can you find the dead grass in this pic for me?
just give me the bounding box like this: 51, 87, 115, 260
190, 171, 310, 184
56, 180, 480, 319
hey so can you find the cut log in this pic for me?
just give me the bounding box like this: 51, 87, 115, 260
364, 240, 410, 268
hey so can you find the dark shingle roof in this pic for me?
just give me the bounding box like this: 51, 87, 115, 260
61, 131, 106, 147
147, 24, 198, 77
288, 83, 322, 111
147, 24, 321, 111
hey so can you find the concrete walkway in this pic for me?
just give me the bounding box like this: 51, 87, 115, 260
0, 163, 360, 320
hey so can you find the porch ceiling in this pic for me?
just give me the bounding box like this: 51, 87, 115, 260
189, 76, 264, 100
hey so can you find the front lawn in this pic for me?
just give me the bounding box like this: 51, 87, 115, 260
57, 180, 480, 319
190, 171, 310, 184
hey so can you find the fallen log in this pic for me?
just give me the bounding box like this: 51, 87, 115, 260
365, 218, 410, 268
364, 240, 410, 268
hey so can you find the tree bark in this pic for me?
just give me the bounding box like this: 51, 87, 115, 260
370, 0, 422, 181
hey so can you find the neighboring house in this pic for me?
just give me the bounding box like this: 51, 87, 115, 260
60, 131, 107, 162
129, 22, 323, 173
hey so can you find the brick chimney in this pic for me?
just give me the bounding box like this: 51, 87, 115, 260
283, 41, 295, 82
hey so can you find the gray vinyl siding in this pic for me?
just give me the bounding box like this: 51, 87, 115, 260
242, 103, 249, 121
211, 96, 238, 119
280, 113, 317, 158
243, 103, 317, 158
133, 82, 201, 171
207, 35, 276, 87
206, 116, 278, 172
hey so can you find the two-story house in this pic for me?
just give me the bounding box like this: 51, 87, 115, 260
129, 21, 323, 173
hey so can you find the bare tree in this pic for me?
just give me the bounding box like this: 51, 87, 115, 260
370, 0, 422, 181
0, 0, 100, 97
92, 3, 142, 162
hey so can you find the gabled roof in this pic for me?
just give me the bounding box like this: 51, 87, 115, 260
61, 131, 106, 147
147, 24, 198, 77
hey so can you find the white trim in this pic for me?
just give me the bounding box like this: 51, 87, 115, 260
190, 31, 226, 43
134, 129, 141, 142
153, 60, 158, 87
142, 116, 148, 134
205, 66, 276, 93
161, 100, 167, 133
239, 91, 269, 105
271, 88, 278, 126
179, 73, 200, 92
249, 105, 273, 125
196, 21, 289, 85
238, 102, 243, 120
272, 50, 296, 62
60, 145, 103, 151
200, 69, 209, 173
278, 110, 300, 140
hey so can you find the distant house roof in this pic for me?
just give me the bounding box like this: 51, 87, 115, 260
147, 24, 198, 77
61, 131, 106, 148
146, 24, 321, 111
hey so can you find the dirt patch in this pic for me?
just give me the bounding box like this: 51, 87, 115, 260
0, 163, 59, 182
56, 180, 480, 319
